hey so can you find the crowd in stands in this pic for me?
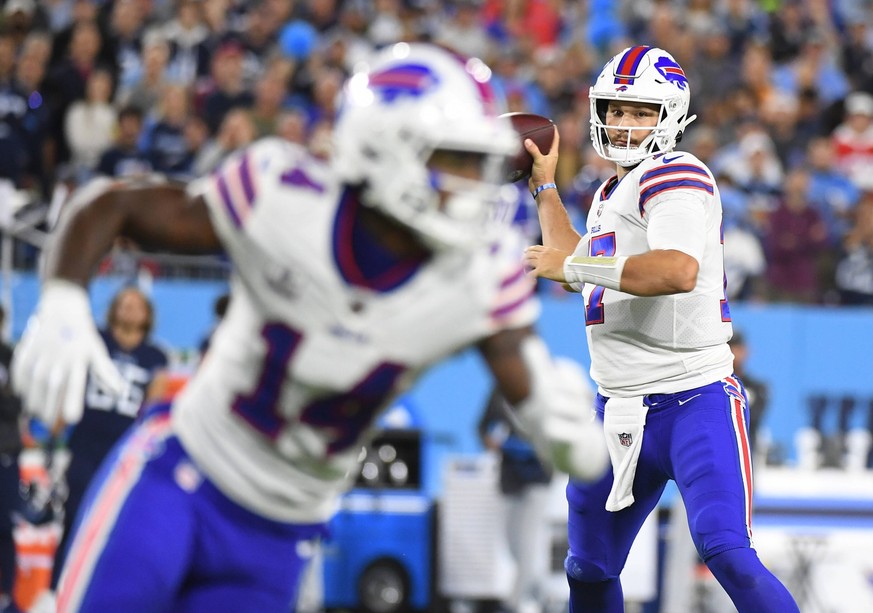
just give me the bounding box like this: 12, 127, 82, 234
1, 0, 873, 305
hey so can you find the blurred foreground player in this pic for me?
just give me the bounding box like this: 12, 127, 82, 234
523, 46, 798, 612
11, 43, 607, 612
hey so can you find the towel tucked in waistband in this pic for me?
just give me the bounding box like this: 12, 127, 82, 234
603, 395, 648, 512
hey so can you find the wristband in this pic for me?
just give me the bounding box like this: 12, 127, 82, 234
563, 255, 628, 291
531, 182, 557, 199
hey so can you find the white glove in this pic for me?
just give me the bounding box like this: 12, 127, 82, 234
11, 280, 125, 426
515, 337, 609, 482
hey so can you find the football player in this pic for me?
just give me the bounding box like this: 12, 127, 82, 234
523, 46, 799, 612
11, 43, 608, 612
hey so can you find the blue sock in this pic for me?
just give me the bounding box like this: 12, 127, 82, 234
706, 547, 800, 612
567, 574, 624, 613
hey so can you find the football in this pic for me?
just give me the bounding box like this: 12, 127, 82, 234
501, 112, 556, 183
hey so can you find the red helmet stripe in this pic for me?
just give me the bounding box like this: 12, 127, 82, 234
614, 45, 651, 85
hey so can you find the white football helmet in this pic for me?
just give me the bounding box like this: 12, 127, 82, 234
589, 46, 697, 167
332, 42, 519, 251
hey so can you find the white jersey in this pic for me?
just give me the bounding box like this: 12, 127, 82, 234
577, 151, 734, 397
174, 138, 538, 523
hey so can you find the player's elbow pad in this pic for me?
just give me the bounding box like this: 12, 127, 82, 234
514, 337, 609, 482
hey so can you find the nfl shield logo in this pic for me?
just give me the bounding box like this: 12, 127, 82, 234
618, 432, 633, 447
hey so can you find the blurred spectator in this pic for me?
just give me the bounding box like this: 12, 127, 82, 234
0, 304, 22, 613
582, 0, 625, 53
15, 35, 52, 195
771, 30, 850, 107
275, 108, 309, 145
44, 19, 105, 168
199, 0, 235, 39
250, 68, 288, 138
738, 42, 777, 115
116, 34, 171, 117
805, 135, 860, 247
318, 2, 372, 72
531, 46, 577, 118
162, 0, 211, 85
294, 0, 341, 33
3, 0, 49, 47
721, 129, 784, 232
103, 0, 148, 96
714, 0, 769, 59
47, 0, 100, 65
768, 0, 816, 65
644, 1, 684, 53
200, 39, 254, 134
0, 30, 30, 188
178, 115, 210, 180
482, 0, 562, 51
793, 85, 827, 144
724, 221, 767, 301
560, 112, 592, 194
95, 105, 152, 178
51, 287, 169, 596
303, 66, 343, 129
143, 83, 192, 177
832, 91, 873, 190
434, 0, 491, 60
193, 107, 256, 174
840, 12, 873, 93
64, 68, 116, 182
760, 91, 806, 168
562, 147, 614, 224
728, 331, 769, 457
835, 192, 873, 306
690, 23, 742, 120
239, 2, 282, 76
366, 0, 405, 48
764, 168, 829, 303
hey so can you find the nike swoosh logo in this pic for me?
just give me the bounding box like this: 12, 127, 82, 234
677, 393, 702, 406
661, 154, 682, 164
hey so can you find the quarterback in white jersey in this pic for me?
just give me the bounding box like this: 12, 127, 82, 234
10, 43, 607, 612
524, 46, 799, 612
575, 147, 734, 396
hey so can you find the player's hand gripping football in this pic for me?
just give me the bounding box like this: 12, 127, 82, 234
515, 337, 608, 482
525, 124, 560, 196
12, 280, 125, 428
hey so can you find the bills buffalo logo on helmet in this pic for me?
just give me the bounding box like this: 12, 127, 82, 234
654, 56, 688, 90
368, 63, 440, 103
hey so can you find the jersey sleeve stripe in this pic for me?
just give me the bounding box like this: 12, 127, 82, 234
638, 178, 714, 214
640, 164, 710, 185
215, 173, 243, 228
239, 153, 256, 204
500, 264, 526, 288
490, 284, 536, 321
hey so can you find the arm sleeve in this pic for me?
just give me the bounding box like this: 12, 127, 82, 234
645, 194, 708, 263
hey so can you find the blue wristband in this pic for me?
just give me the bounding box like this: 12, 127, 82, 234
531, 182, 557, 198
